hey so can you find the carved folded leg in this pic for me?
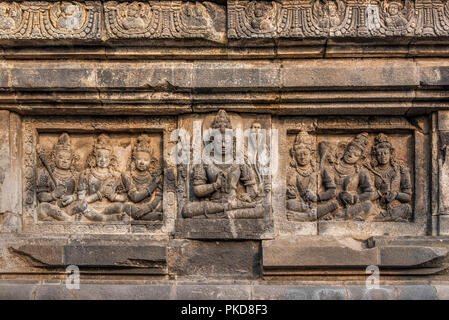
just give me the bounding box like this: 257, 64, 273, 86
287, 209, 317, 221
374, 204, 412, 222
125, 197, 163, 221
286, 199, 310, 213
37, 203, 72, 221
226, 205, 265, 219
347, 201, 379, 221
390, 204, 412, 221
182, 201, 226, 218
83, 208, 126, 222
317, 200, 339, 219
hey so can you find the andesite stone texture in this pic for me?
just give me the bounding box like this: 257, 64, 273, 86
2, 0, 449, 300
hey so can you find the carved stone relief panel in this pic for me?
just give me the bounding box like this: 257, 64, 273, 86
21, 116, 177, 235
273, 116, 429, 237
104, 1, 226, 43
228, 0, 449, 38
0, 1, 101, 39
174, 110, 274, 239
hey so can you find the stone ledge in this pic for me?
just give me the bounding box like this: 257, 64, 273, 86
8, 238, 168, 275
262, 237, 449, 276
0, 281, 442, 300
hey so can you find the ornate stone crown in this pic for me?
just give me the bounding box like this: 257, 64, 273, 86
53, 132, 72, 153
94, 133, 113, 152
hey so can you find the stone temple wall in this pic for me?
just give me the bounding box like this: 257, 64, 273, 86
2, 0, 449, 300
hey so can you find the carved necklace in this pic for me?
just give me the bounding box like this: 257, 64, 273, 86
52, 167, 72, 182
91, 168, 111, 182
131, 170, 151, 185
294, 165, 314, 177
374, 165, 397, 183
334, 161, 356, 177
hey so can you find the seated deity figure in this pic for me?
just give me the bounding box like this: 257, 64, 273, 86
72, 134, 128, 222
286, 130, 339, 221
324, 132, 378, 221
369, 133, 412, 222
181, 110, 265, 219
122, 2, 147, 30
121, 134, 163, 221
384, 1, 408, 29
36, 133, 77, 221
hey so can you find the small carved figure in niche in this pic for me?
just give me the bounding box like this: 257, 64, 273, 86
181, 2, 210, 28
324, 133, 378, 221
246, 122, 271, 200
73, 134, 128, 222
121, 2, 150, 31
36, 133, 78, 221
122, 134, 163, 221
382, 0, 409, 29
0, 3, 18, 30
246, 1, 276, 32
368, 133, 412, 221
286, 131, 338, 221
181, 110, 265, 219
313, 0, 346, 29
51, 2, 85, 30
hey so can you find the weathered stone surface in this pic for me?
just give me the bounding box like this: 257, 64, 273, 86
8, 236, 168, 275
168, 239, 261, 279
346, 286, 395, 300
263, 237, 448, 275
175, 219, 274, 240
175, 284, 251, 300
396, 285, 438, 300
252, 285, 347, 300
2, 0, 449, 302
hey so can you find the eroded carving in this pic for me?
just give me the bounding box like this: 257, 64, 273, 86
36, 133, 78, 221
181, 110, 267, 219
104, 1, 226, 42
121, 134, 163, 221
368, 133, 412, 222
286, 131, 413, 222
34, 131, 166, 224
286, 131, 338, 222
0, 1, 101, 39
312, 0, 346, 30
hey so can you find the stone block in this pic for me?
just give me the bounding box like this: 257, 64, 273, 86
346, 286, 395, 300
252, 285, 347, 300
395, 285, 437, 300
169, 239, 261, 278
10, 67, 96, 89
35, 284, 78, 300
76, 284, 173, 300
175, 219, 274, 240
0, 282, 38, 300
175, 284, 251, 300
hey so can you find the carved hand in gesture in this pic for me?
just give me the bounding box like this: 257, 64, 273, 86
52, 184, 66, 199
60, 195, 75, 207
339, 191, 354, 206
383, 191, 398, 204
303, 190, 318, 203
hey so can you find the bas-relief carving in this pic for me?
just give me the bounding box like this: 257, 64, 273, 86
35, 132, 163, 223
286, 131, 413, 222
179, 110, 270, 220
0, 1, 101, 39
104, 1, 226, 42
228, 0, 449, 38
